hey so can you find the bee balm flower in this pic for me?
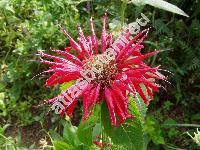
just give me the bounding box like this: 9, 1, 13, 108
38, 14, 165, 126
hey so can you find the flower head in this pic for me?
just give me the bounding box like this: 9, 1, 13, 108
38, 14, 165, 126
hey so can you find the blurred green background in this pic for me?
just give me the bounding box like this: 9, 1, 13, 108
0, 0, 199, 149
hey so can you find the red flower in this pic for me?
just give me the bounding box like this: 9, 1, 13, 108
38, 14, 165, 126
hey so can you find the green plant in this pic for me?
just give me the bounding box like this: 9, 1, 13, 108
0, 124, 35, 149
0, 0, 199, 149
163, 100, 173, 111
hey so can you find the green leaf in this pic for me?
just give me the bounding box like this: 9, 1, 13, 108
61, 119, 80, 146
53, 141, 73, 150
77, 123, 93, 146
60, 81, 75, 91
0, 0, 15, 13
143, 116, 165, 145
163, 118, 177, 125
0, 92, 6, 116
53, 141, 91, 150
129, 86, 148, 121
49, 130, 64, 141
92, 123, 102, 139
101, 102, 144, 150
131, 0, 189, 17
192, 113, 200, 121
4, 144, 15, 150
77, 105, 101, 146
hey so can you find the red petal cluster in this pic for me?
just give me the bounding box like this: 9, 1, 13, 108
39, 14, 165, 126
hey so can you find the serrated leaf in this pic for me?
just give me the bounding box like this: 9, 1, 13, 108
129, 88, 148, 121
101, 102, 144, 150
131, 0, 189, 17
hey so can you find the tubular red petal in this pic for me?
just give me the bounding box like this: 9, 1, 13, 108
116, 28, 149, 61
40, 59, 63, 66
86, 36, 93, 56
84, 87, 97, 119
104, 87, 117, 126
107, 33, 113, 47
51, 49, 83, 66
77, 25, 92, 57
60, 82, 89, 115
45, 72, 80, 87
39, 51, 80, 68
121, 50, 158, 65
142, 50, 159, 59
66, 98, 78, 117
117, 34, 146, 62
112, 84, 128, 113
120, 45, 144, 63
101, 13, 107, 53
146, 86, 154, 100
90, 17, 99, 54
60, 26, 82, 53
65, 47, 71, 52
134, 84, 148, 104
93, 84, 100, 103
45, 72, 61, 86
128, 76, 159, 92
112, 96, 127, 123
82, 85, 94, 121
125, 68, 156, 76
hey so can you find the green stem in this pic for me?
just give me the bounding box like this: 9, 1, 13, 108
162, 123, 200, 128
0, 134, 13, 143
121, 0, 127, 26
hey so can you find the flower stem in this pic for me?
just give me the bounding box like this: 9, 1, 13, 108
121, 0, 127, 26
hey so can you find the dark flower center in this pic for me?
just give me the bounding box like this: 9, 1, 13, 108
83, 54, 118, 86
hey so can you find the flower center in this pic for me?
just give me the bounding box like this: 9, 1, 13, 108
83, 54, 118, 86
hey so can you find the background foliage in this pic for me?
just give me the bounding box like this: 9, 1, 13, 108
0, 0, 199, 149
